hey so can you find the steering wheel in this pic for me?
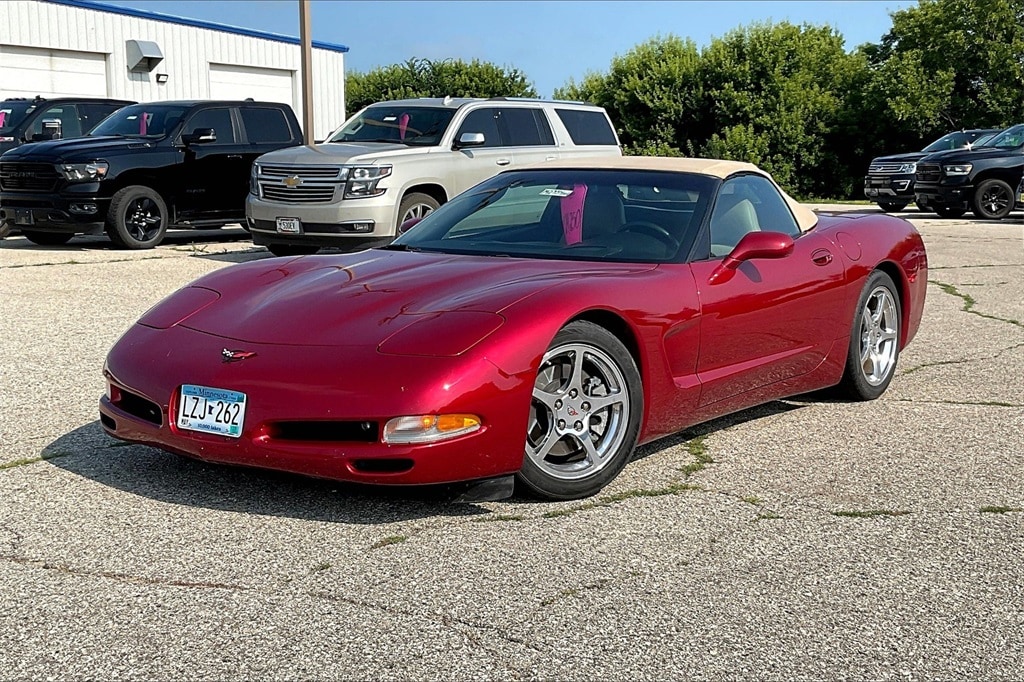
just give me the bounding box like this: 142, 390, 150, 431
620, 221, 679, 250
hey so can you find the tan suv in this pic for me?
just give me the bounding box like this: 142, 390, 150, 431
245, 97, 621, 255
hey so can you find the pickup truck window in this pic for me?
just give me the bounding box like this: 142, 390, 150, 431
184, 107, 236, 144
30, 104, 82, 138
78, 103, 124, 134
240, 107, 293, 143
91, 104, 189, 138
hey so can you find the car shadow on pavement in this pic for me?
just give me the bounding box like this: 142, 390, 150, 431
0, 228, 251, 251
45, 421, 491, 523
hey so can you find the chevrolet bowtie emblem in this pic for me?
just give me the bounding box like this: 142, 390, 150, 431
222, 349, 257, 363
283, 175, 303, 188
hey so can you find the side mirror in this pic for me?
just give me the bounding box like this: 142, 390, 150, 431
455, 132, 485, 149
32, 118, 63, 141
709, 231, 794, 284
398, 216, 423, 234
183, 128, 216, 144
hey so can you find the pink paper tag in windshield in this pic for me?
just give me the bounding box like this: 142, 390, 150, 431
560, 184, 587, 245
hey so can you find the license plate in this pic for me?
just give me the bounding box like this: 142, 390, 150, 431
866, 189, 878, 197
14, 209, 34, 226
176, 384, 247, 438
276, 217, 301, 234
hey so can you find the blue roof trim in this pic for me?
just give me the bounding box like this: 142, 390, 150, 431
43, 0, 350, 53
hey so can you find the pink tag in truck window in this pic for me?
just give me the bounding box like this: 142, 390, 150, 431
560, 184, 588, 245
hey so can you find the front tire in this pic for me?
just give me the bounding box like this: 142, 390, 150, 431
397, 192, 440, 229
971, 178, 1013, 220
933, 205, 966, 219
517, 321, 643, 500
836, 270, 901, 401
106, 185, 168, 249
22, 230, 73, 246
267, 243, 320, 257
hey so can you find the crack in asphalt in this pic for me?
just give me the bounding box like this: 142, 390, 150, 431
1, 255, 167, 270
901, 342, 1024, 376
928, 278, 1023, 328
894, 397, 1023, 408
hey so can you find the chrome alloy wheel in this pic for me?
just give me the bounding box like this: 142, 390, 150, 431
401, 201, 434, 222
858, 285, 899, 386
526, 342, 631, 480
125, 197, 163, 242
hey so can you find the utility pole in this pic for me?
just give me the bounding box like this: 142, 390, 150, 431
299, 0, 315, 145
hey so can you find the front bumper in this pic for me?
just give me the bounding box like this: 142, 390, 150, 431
913, 182, 973, 209
863, 174, 915, 201
246, 193, 399, 248
99, 323, 532, 486
0, 190, 108, 234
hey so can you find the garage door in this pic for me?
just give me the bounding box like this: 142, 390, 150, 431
0, 45, 108, 99
209, 64, 295, 106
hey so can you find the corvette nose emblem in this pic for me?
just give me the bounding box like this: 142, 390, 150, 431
222, 349, 257, 363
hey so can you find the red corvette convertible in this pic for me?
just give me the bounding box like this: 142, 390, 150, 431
100, 157, 927, 500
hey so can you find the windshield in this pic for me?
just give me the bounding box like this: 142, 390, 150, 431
0, 101, 35, 132
328, 105, 456, 146
970, 133, 996, 148
922, 130, 995, 153
980, 124, 1024, 149
391, 169, 717, 263
89, 103, 189, 138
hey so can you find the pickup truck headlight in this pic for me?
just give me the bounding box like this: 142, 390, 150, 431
943, 163, 973, 176
343, 165, 391, 199
59, 162, 109, 182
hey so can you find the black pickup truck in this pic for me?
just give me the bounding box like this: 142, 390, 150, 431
914, 123, 1024, 219
0, 100, 302, 248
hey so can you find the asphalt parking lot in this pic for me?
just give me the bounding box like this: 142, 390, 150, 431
1, 210, 1022, 679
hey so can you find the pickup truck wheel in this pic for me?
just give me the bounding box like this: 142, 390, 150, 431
877, 200, 909, 212
398, 193, 440, 228
267, 244, 320, 257
933, 206, 966, 219
106, 186, 168, 249
971, 179, 1014, 220
23, 230, 73, 246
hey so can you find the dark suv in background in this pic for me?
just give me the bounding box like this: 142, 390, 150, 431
914, 123, 1024, 219
863, 128, 999, 212
0, 100, 302, 248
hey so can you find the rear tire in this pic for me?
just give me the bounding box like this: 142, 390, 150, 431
267, 243, 320, 257
933, 205, 966, 219
22, 230, 73, 246
971, 178, 1013, 220
516, 321, 643, 500
877, 200, 909, 213
106, 185, 168, 249
836, 270, 901, 401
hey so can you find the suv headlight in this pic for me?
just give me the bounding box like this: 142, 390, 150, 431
943, 163, 972, 176
250, 163, 260, 196
342, 165, 392, 199
897, 162, 917, 174
59, 162, 109, 182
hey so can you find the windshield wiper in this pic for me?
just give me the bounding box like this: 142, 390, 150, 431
380, 243, 422, 252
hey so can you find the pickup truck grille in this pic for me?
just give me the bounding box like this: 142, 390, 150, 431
915, 163, 942, 183
260, 165, 342, 179
260, 183, 336, 203
0, 163, 60, 192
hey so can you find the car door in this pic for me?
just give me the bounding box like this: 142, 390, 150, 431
177, 106, 249, 220
498, 106, 559, 167
448, 107, 514, 195
689, 174, 847, 407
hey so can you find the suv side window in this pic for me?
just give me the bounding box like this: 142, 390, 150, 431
78, 103, 124, 134
457, 108, 502, 147
31, 104, 82, 139
184, 107, 237, 144
555, 109, 618, 145
500, 107, 555, 147
240, 107, 294, 143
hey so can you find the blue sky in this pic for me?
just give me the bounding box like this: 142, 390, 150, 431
101, 0, 916, 97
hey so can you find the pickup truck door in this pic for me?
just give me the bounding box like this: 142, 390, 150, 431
177, 106, 249, 220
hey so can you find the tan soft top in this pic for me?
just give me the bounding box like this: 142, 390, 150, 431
531, 155, 818, 232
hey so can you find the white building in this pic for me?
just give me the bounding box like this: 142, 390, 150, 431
0, 0, 348, 140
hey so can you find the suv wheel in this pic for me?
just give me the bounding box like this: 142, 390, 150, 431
971, 179, 1014, 220
23, 230, 73, 246
398, 192, 440, 228
933, 206, 966, 219
106, 186, 169, 249
877, 200, 909, 212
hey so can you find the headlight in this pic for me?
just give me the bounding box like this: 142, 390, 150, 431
897, 162, 917, 174
943, 163, 972, 176
249, 163, 260, 196
343, 165, 391, 199
382, 414, 482, 444
59, 161, 109, 182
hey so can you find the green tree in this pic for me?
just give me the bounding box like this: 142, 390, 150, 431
345, 58, 537, 113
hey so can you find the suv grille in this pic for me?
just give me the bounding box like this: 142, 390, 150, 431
869, 163, 909, 174
915, 163, 942, 183
260, 183, 336, 203
260, 165, 342, 179
0, 163, 61, 192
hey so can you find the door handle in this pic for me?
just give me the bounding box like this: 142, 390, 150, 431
227, 154, 243, 159
496, 158, 511, 166
545, 156, 557, 161
811, 249, 833, 266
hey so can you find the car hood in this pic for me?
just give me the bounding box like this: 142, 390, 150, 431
920, 146, 1019, 164
870, 151, 926, 164
0, 135, 151, 162
257, 141, 423, 166
175, 249, 653, 347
